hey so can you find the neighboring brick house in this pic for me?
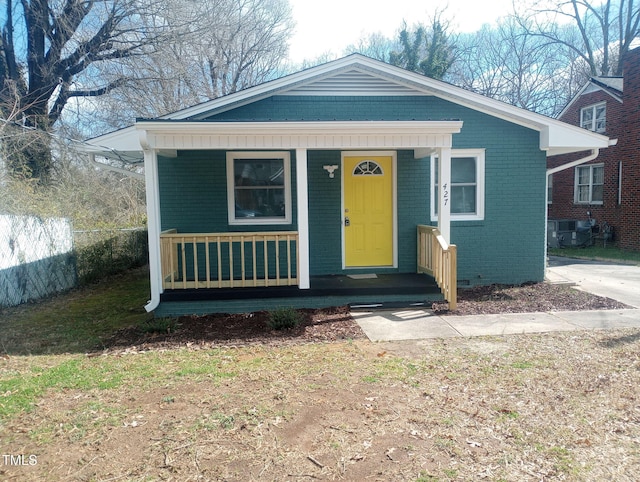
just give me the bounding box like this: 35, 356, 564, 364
547, 47, 640, 251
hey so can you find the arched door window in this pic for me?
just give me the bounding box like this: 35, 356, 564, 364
353, 160, 383, 176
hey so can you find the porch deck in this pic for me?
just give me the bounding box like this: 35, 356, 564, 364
157, 273, 443, 316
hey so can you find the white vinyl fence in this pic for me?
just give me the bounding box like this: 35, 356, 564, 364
0, 214, 76, 307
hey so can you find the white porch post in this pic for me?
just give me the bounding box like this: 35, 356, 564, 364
295, 148, 310, 289
437, 146, 452, 243
143, 148, 163, 311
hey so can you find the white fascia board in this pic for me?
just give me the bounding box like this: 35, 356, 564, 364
85, 125, 140, 152
83, 126, 144, 163
540, 123, 610, 154
583, 81, 623, 103
319, 58, 614, 155
134, 120, 463, 151
136, 120, 463, 136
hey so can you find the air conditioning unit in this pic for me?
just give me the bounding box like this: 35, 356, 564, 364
547, 219, 593, 248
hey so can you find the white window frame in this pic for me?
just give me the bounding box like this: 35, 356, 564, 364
226, 151, 292, 225
580, 102, 606, 133
430, 149, 485, 222
574, 163, 604, 205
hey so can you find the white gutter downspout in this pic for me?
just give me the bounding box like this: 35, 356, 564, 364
141, 142, 162, 313
544, 141, 616, 267
546, 148, 600, 177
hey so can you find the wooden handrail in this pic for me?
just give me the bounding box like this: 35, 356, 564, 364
160, 230, 299, 289
417, 225, 457, 310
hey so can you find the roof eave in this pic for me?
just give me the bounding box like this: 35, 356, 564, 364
542, 124, 611, 156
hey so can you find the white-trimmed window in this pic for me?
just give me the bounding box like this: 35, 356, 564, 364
226, 151, 292, 225
431, 149, 485, 221
574, 164, 604, 204
547, 174, 553, 204
580, 102, 606, 132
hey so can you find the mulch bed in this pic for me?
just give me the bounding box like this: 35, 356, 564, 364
102, 305, 364, 352
100, 282, 632, 353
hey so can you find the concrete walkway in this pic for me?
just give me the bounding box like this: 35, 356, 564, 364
354, 257, 640, 341
352, 308, 640, 341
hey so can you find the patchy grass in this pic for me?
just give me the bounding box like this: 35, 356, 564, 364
1, 265, 640, 480
1, 333, 639, 480
0, 266, 152, 355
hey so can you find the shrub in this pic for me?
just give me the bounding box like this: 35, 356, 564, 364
267, 307, 303, 330
140, 317, 177, 334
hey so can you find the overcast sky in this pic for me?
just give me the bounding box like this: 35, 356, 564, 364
287, 0, 516, 62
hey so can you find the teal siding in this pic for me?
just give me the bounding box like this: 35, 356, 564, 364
205, 96, 462, 121
450, 117, 546, 286
397, 150, 430, 271
308, 151, 343, 274
158, 150, 227, 233
158, 95, 547, 289
158, 150, 298, 233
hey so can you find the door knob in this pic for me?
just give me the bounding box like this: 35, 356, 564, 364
344, 216, 350, 227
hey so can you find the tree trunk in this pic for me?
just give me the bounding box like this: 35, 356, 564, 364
2, 123, 52, 184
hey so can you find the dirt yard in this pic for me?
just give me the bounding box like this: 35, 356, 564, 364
1, 280, 638, 481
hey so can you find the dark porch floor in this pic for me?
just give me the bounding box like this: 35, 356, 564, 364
160, 272, 442, 309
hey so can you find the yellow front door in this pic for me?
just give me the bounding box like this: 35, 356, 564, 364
344, 155, 394, 267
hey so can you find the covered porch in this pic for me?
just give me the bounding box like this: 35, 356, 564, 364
155, 224, 457, 316
138, 120, 463, 315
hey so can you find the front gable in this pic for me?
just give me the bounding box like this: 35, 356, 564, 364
87, 54, 610, 159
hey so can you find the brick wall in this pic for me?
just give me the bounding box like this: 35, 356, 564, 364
618, 48, 640, 250
548, 47, 640, 251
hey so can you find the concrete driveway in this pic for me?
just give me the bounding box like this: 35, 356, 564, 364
547, 256, 640, 308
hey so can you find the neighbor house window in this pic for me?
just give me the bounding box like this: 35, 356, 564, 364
431, 149, 485, 221
574, 164, 604, 204
226, 151, 292, 225
580, 102, 606, 132
547, 174, 553, 204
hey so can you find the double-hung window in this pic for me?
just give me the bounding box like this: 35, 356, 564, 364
574, 164, 604, 204
580, 103, 606, 132
431, 149, 485, 221
226, 151, 292, 225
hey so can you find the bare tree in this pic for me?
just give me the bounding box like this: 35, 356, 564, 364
514, 0, 640, 77
94, 0, 294, 126
344, 32, 396, 61
0, 0, 170, 182
449, 17, 582, 116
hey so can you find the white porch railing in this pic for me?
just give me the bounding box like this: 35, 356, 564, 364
160, 230, 299, 289
417, 225, 457, 310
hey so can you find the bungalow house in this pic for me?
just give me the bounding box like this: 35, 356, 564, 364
86, 54, 610, 317
547, 46, 640, 251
